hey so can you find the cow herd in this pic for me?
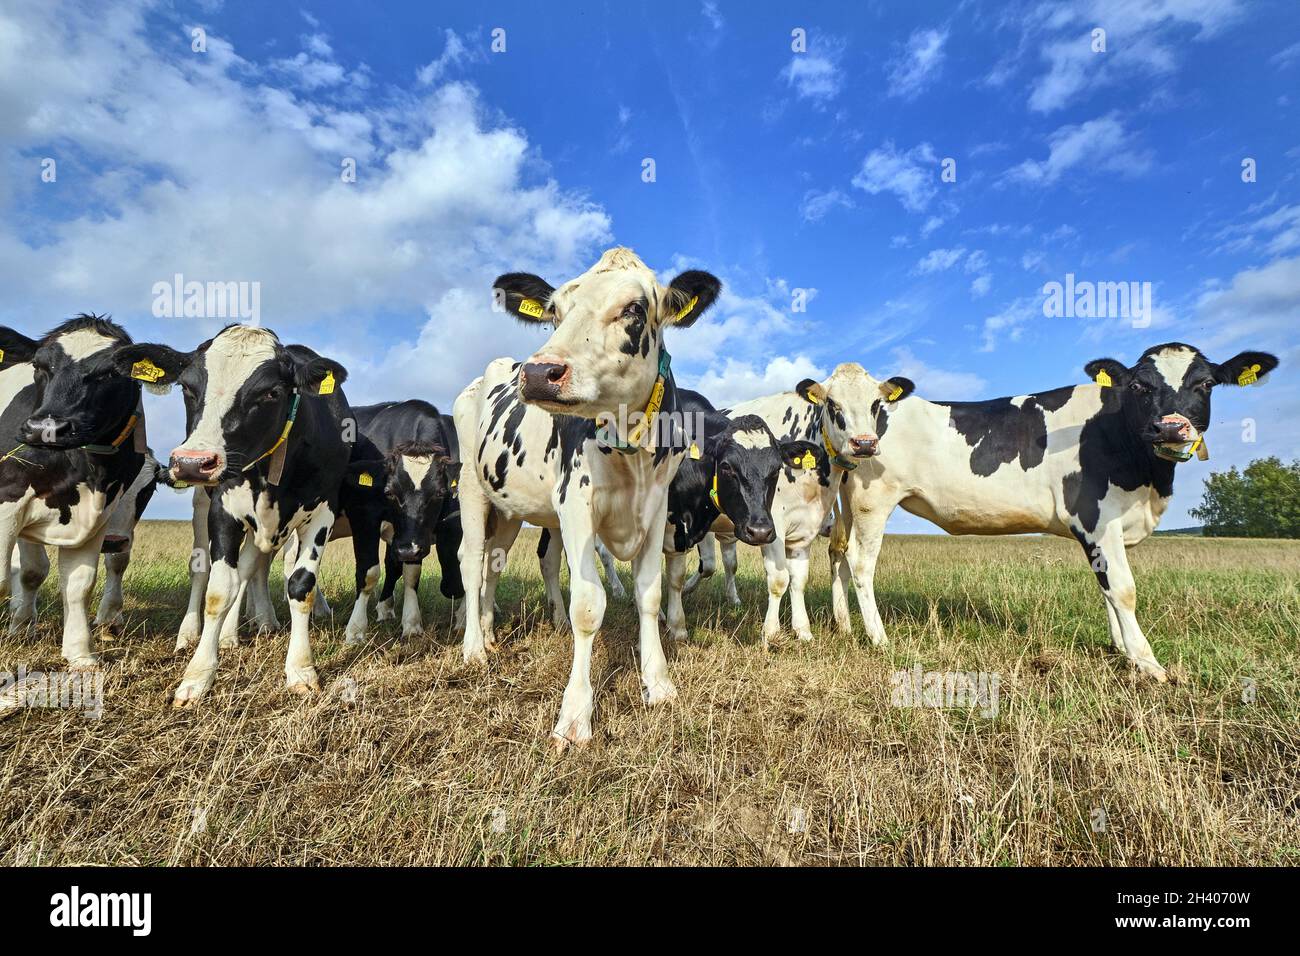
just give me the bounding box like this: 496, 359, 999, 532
0, 247, 1279, 747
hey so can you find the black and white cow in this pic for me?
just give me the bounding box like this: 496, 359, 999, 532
699, 364, 915, 644
831, 342, 1279, 679
116, 325, 351, 704
455, 247, 720, 746
0, 316, 151, 666
336, 400, 463, 644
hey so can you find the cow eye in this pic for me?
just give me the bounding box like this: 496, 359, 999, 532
623, 302, 645, 320
1196, 380, 1214, 393
1129, 381, 1148, 394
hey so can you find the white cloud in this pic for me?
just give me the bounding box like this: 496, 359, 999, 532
914, 247, 966, 274
979, 297, 1042, 352
888, 347, 987, 400
851, 141, 939, 212
693, 355, 827, 408
1006, 115, 1151, 185
701, 1, 724, 32
799, 188, 853, 222
779, 36, 845, 102
416, 29, 470, 85
886, 28, 948, 99
970, 274, 992, 298
1194, 255, 1300, 354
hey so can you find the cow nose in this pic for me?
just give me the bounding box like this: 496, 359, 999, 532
1153, 417, 1190, 442
742, 521, 776, 545
392, 542, 423, 563
170, 449, 222, 482
848, 434, 879, 457
20, 416, 72, 446
520, 361, 570, 402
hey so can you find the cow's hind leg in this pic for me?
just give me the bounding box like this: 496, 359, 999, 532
632, 505, 676, 705
787, 546, 814, 642
246, 549, 279, 635
538, 529, 569, 631
1076, 523, 1166, 681
345, 522, 382, 646
479, 517, 521, 648
10, 541, 49, 636
457, 473, 493, 665
664, 550, 689, 642
177, 489, 211, 651
760, 541, 789, 650
719, 536, 741, 606
597, 539, 626, 600
681, 533, 716, 598
93, 549, 128, 633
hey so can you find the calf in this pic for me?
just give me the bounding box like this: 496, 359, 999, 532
833, 342, 1278, 678
703, 364, 915, 643
117, 325, 351, 704
0, 316, 151, 666
337, 400, 463, 644
455, 246, 720, 746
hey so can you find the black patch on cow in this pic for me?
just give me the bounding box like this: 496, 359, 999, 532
287, 568, 317, 602
314, 526, 328, 547
938, 397, 1050, 477
537, 527, 551, 559
1070, 527, 1109, 590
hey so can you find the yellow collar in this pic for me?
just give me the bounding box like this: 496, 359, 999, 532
822, 429, 857, 471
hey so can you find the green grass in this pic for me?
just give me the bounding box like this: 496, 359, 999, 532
0, 522, 1297, 865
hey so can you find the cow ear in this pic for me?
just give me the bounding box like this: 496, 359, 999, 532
664, 270, 721, 327
0, 328, 38, 367
879, 376, 915, 403
113, 344, 191, 389
298, 357, 347, 396
1084, 358, 1130, 389
1213, 350, 1279, 386
796, 379, 827, 405
493, 273, 556, 323
443, 460, 462, 485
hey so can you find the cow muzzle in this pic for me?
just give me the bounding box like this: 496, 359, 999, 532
20, 415, 75, 447
1152, 415, 1193, 444
737, 519, 776, 546
848, 433, 880, 458
169, 449, 222, 483
519, 360, 571, 404
391, 541, 427, 564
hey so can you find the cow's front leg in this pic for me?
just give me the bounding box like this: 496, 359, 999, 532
375, 549, 400, 621
555, 523, 605, 747
597, 539, 626, 600
663, 550, 689, 642
1078, 523, 1167, 681
10, 541, 49, 636
175, 531, 255, 706
760, 541, 789, 650
632, 499, 676, 705
93, 550, 128, 633
681, 533, 716, 597
399, 563, 423, 639
283, 509, 334, 694
787, 546, 814, 642
829, 509, 853, 634
58, 537, 105, 668
177, 489, 211, 651
719, 536, 741, 606
345, 523, 382, 646
456, 464, 494, 665
538, 530, 569, 630
219, 578, 247, 650
845, 506, 890, 647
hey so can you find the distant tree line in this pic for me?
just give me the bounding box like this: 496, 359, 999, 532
1189, 457, 1300, 538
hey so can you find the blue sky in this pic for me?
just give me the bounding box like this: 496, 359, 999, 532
1, 0, 1297, 526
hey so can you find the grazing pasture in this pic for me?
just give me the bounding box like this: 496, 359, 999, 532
1, 521, 1297, 866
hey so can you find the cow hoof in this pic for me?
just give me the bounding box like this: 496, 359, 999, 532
1134, 660, 1168, 683
642, 677, 677, 706
66, 655, 101, 671
727, 595, 742, 608
375, 602, 395, 622
551, 721, 592, 750
173, 674, 214, 707
463, 645, 489, 666
286, 670, 321, 695
795, 629, 814, 643
400, 627, 424, 642
218, 636, 239, 651
668, 626, 688, 642
344, 628, 367, 647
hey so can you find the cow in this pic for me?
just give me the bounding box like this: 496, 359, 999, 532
0, 315, 151, 667
454, 246, 720, 746
537, 387, 797, 642
699, 365, 916, 644
115, 325, 351, 705
830, 342, 1279, 679
334, 400, 463, 644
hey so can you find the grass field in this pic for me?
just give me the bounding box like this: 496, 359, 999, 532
1, 520, 1297, 866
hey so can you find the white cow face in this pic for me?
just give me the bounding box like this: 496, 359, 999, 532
797, 363, 915, 460
493, 247, 720, 419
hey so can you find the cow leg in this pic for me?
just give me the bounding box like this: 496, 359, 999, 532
219, 579, 247, 650
9, 541, 49, 635
457, 474, 493, 665
246, 549, 279, 634
760, 541, 789, 650
58, 538, 105, 669
177, 489, 211, 651
787, 546, 814, 642
1080, 524, 1166, 681
434, 516, 464, 600
681, 533, 716, 597
345, 522, 382, 646
1103, 601, 1125, 652
480, 518, 521, 648
175, 532, 256, 705
597, 539, 626, 600
376, 548, 400, 622
93, 550, 129, 633
719, 536, 741, 606
284, 509, 333, 694
664, 550, 689, 642
632, 499, 676, 706
845, 507, 890, 647
400, 563, 423, 639
554, 523, 606, 747
829, 508, 853, 634
538, 529, 569, 631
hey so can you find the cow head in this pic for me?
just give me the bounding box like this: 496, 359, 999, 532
349, 442, 460, 563
494, 247, 720, 419
0, 315, 141, 451
114, 325, 347, 485
1084, 343, 1279, 462
704, 415, 806, 546
796, 363, 915, 465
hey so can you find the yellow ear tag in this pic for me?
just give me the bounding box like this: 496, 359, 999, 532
689, 443, 701, 460
131, 358, 166, 383
318, 370, 336, 395
1238, 364, 1261, 386
672, 295, 699, 322
451, 478, 457, 488
888, 385, 903, 402
0, 349, 5, 363
798, 450, 816, 470
806, 392, 822, 406
1095, 369, 1112, 388
517, 298, 545, 319
357, 471, 373, 487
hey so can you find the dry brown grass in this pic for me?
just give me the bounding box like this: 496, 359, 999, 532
1, 522, 1297, 865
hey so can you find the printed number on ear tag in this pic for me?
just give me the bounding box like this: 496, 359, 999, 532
517, 298, 545, 318
689, 443, 701, 460
357, 472, 373, 487
1095, 369, 1113, 388
318, 370, 336, 395
799, 450, 816, 470
131, 358, 166, 383
1238, 364, 1261, 386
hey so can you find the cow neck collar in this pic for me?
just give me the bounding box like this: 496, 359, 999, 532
596, 347, 673, 455
0, 403, 144, 464
242, 390, 301, 485
819, 422, 857, 471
